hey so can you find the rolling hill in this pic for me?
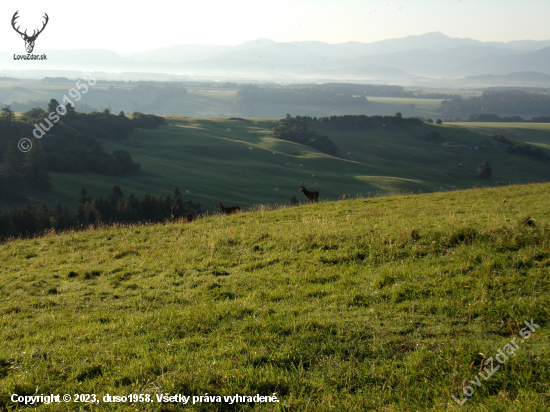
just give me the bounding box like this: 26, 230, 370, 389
3, 117, 550, 213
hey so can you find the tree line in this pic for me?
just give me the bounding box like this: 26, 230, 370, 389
285, 83, 410, 97
465, 113, 550, 123
236, 86, 368, 109
439, 92, 550, 119
295, 113, 423, 127
0, 186, 201, 242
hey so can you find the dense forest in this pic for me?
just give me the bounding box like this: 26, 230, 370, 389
439, 92, 550, 118
0, 186, 202, 241
0, 103, 164, 199
285, 83, 411, 97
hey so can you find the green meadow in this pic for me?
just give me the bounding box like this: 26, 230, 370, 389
449, 122, 550, 150
33, 118, 550, 214
0, 183, 549, 411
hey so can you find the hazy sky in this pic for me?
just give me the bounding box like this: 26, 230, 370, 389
1, 0, 550, 53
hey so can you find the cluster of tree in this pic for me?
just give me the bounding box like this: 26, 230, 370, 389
0, 107, 51, 198
218, 82, 239, 89
0, 143, 51, 200
294, 113, 423, 127
415, 93, 462, 100
488, 134, 549, 160
483, 87, 550, 95
236, 85, 368, 109
187, 82, 239, 89
7, 100, 49, 113
532, 116, 550, 123
507, 143, 549, 160
286, 83, 409, 97
490, 135, 515, 145
0, 76, 19, 81
0, 103, 164, 187
466, 114, 537, 122
439, 92, 550, 118
131, 112, 166, 128
477, 161, 492, 178
0, 186, 202, 241
42, 77, 72, 83
272, 115, 339, 156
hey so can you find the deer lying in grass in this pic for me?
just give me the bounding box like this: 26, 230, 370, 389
216, 200, 241, 215
299, 183, 319, 203
170, 208, 194, 222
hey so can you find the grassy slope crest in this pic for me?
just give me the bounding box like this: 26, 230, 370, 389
0, 183, 549, 410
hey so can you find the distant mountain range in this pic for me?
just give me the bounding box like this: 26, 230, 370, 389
2, 32, 550, 86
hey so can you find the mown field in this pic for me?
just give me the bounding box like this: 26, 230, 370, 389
0, 183, 549, 411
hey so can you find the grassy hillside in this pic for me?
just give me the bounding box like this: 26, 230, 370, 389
38, 118, 550, 212
449, 122, 550, 150
0, 183, 549, 411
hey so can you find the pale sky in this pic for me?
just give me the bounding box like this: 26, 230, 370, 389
1, 0, 549, 53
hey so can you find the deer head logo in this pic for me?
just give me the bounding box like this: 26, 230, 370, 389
12, 11, 49, 54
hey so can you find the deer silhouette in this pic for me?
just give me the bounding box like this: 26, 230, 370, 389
12, 11, 49, 54
170, 208, 194, 222
216, 200, 241, 215
299, 183, 319, 203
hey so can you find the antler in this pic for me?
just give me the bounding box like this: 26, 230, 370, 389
11, 11, 26, 37
11, 11, 49, 39
30, 13, 49, 39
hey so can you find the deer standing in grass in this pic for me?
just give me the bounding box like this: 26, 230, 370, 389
299, 183, 319, 203
216, 200, 241, 215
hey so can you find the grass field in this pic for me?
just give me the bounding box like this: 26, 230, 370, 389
0, 183, 549, 411
365, 96, 444, 116
4, 118, 550, 213
448, 122, 550, 149
238, 97, 443, 119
